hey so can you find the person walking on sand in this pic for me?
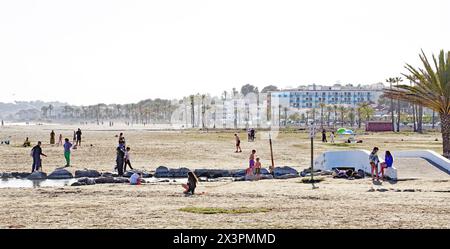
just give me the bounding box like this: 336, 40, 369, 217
31, 141, 47, 172
124, 147, 134, 171
234, 134, 242, 153
63, 138, 73, 167
369, 147, 380, 181
57, 134, 63, 146
322, 129, 327, 142
330, 131, 335, 143
182, 171, 199, 195
75, 128, 82, 146
73, 131, 76, 143
116, 141, 126, 176
380, 151, 393, 180
50, 130, 55, 145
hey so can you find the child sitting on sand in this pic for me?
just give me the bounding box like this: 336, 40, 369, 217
182, 171, 199, 195
130, 172, 142, 185
23, 137, 31, 147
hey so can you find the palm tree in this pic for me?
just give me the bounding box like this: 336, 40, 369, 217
357, 104, 362, 129
360, 104, 374, 124
201, 94, 206, 129
333, 105, 338, 128
386, 77, 402, 132
396, 77, 403, 132
338, 106, 346, 126
326, 106, 333, 127
357, 102, 370, 129
386, 78, 395, 131
278, 104, 282, 126
305, 110, 310, 124
222, 91, 227, 128
41, 106, 48, 118
232, 88, 238, 129
432, 110, 436, 129
48, 104, 54, 119
384, 50, 450, 158
190, 95, 195, 128
348, 107, 355, 127
283, 107, 288, 127
417, 100, 424, 133
318, 102, 326, 128
409, 78, 418, 132
256, 89, 260, 128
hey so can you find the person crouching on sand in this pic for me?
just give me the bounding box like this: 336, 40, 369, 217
182, 172, 199, 195
369, 147, 380, 181
130, 172, 142, 185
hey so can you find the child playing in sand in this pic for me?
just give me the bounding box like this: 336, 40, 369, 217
330, 131, 335, 143
124, 147, 133, 171
182, 171, 199, 195
254, 157, 262, 180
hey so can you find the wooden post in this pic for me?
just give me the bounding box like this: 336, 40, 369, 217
309, 124, 318, 189
269, 133, 275, 175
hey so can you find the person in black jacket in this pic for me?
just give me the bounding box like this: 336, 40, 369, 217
75, 128, 82, 146
31, 141, 47, 172
116, 141, 126, 176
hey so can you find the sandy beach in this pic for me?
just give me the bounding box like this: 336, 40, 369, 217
0, 124, 449, 228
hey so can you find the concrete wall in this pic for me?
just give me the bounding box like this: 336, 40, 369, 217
314, 150, 397, 179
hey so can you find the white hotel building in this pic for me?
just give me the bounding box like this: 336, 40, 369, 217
269, 83, 385, 110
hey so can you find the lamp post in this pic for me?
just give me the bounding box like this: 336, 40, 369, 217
309, 122, 318, 189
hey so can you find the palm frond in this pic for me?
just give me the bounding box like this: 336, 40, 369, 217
385, 50, 450, 115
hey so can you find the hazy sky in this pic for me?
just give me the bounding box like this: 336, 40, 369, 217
0, 0, 449, 105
